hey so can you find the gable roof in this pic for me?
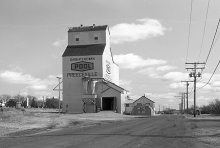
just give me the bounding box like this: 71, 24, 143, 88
62, 44, 106, 57
68, 25, 108, 32
104, 80, 128, 93
133, 96, 155, 104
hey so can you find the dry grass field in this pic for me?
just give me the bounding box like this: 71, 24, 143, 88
0, 107, 132, 137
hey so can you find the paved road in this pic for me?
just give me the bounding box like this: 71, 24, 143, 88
0, 115, 203, 148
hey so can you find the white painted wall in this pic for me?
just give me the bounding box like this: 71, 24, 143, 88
62, 55, 102, 113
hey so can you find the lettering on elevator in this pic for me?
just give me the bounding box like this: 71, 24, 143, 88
71, 61, 94, 72
106, 60, 111, 74
70, 57, 95, 61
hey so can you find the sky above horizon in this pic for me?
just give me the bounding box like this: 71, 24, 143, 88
0, 0, 220, 110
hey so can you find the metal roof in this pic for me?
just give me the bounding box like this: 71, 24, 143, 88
62, 44, 106, 57
68, 25, 108, 32
104, 80, 129, 93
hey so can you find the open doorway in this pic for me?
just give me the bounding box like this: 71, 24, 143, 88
102, 97, 115, 111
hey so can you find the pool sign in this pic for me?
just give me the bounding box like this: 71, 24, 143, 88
71, 61, 94, 72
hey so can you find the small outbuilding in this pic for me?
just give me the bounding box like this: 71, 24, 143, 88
125, 96, 155, 116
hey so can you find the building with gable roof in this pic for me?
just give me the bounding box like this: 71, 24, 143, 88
62, 24, 128, 114
124, 95, 155, 115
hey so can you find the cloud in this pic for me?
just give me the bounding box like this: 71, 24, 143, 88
144, 92, 176, 99
0, 71, 57, 90
168, 82, 187, 90
48, 74, 62, 79
168, 77, 220, 93
162, 72, 189, 81
137, 65, 176, 78
52, 38, 66, 47
157, 65, 176, 71
114, 53, 166, 69
34, 91, 51, 97
137, 67, 160, 78
110, 18, 166, 44
212, 81, 220, 87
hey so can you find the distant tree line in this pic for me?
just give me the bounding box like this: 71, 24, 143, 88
160, 98, 220, 115
186, 98, 220, 115
0, 94, 62, 109
200, 99, 220, 115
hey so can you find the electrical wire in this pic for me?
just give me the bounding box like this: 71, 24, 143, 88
198, 0, 210, 62
204, 18, 220, 66
185, 0, 193, 66
198, 60, 220, 89
213, 27, 220, 46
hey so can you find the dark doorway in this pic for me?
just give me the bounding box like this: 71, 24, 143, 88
102, 97, 114, 110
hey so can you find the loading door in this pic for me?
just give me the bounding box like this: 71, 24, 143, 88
102, 97, 115, 111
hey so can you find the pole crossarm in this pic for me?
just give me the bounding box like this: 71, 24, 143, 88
185, 67, 205, 70
185, 62, 206, 64
181, 81, 194, 82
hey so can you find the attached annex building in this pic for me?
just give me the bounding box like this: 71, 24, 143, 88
62, 24, 128, 114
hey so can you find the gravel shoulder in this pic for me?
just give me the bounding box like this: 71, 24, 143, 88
186, 114, 220, 148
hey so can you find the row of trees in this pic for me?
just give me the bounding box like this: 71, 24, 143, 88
0, 94, 62, 109
160, 98, 220, 115
200, 99, 220, 115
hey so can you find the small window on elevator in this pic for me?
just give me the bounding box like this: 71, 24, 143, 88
94, 37, 98, 40
94, 33, 98, 42
75, 35, 79, 44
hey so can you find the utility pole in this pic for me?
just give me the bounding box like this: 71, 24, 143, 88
185, 62, 205, 117
181, 81, 193, 113
175, 95, 182, 114
183, 93, 186, 113
42, 96, 45, 108
179, 92, 185, 114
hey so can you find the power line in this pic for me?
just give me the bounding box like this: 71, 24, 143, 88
199, 60, 220, 89
204, 18, 220, 66
198, 0, 211, 62
185, 0, 194, 65
213, 27, 220, 46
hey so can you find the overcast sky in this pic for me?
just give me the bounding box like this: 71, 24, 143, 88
0, 0, 220, 110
